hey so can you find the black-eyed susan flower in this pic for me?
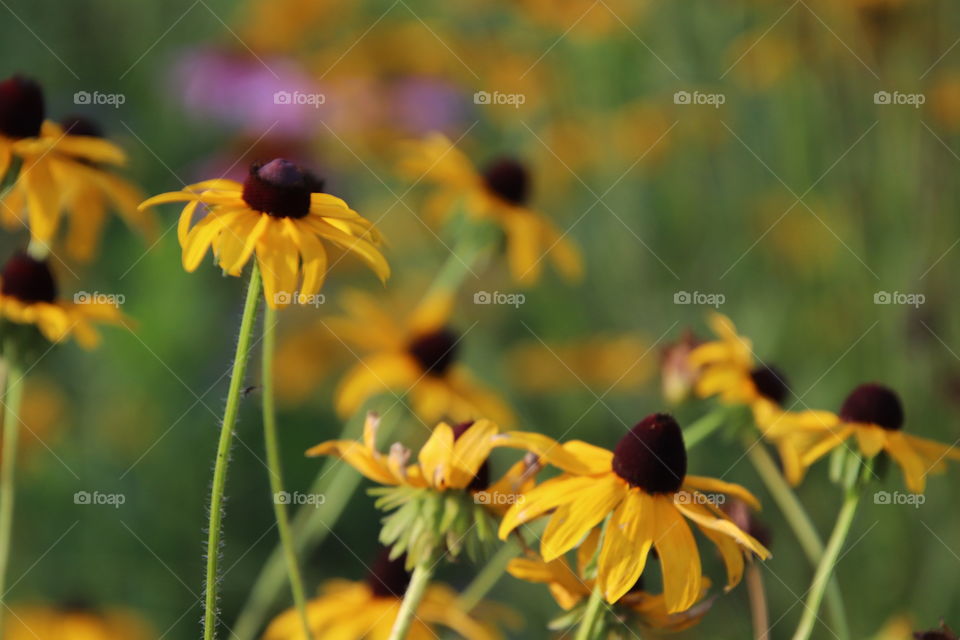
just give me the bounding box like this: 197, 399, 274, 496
506, 529, 711, 633
0, 251, 123, 349
0, 76, 132, 247
264, 549, 503, 640
138, 158, 388, 309
496, 413, 771, 613
400, 133, 582, 285
329, 288, 514, 425
307, 414, 529, 565
4, 603, 153, 640
767, 384, 960, 493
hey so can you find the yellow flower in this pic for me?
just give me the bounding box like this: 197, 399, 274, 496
139, 158, 388, 309
329, 288, 514, 425
0, 76, 135, 249
496, 413, 770, 613
264, 549, 502, 640
4, 604, 153, 640
507, 529, 711, 632
766, 383, 960, 493
0, 252, 124, 348
400, 133, 582, 285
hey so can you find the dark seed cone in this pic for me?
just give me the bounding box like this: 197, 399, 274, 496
0, 75, 44, 139
839, 383, 903, 431
408, 328, 459, 376
241, 158, 325, 219
749, 365, 790, 405
1, 252, 57, 303
482, 158, 530, 206
366, 548, 411, 598
612, 413, 687, 494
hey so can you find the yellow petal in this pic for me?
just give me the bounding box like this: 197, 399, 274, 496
491, 431, 604, 475
419, 422, 455, 488
682, 475, 761, 510
498, 474, 597, 539
674, 500, 770, 559
598, 489, 655, 603
447, 419, 498, 489
652, 495, 702, 614
883, 432, 930, 494
21, 157, 60, 243
541, 473, 625, 561
305, 440, 397, 485
333, 354, 419, 417
855, 425, 887, 458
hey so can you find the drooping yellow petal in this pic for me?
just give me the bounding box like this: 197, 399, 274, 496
682, 475, 760, 510
854, 425, 887, 458
883, 432, 930, 494
182, 210, 241, 272
673, 500, 770, 559
652, 495, 702, 614
491, 431, 605, 475
305, 440, 397, 485
598, 489, 655, 603
333, 354, 420, 417
502, 211, 543, 284
215, 210, 262, 276
506, 557, 587, 610
419, 422, 455, 488
541, 473, 625, 561
447, 419, 498, 489
798, 425, 856, 467
21, 157, 60, 243
498, 474, 597, 539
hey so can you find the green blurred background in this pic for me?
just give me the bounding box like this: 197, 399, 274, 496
1, 0, 959, 637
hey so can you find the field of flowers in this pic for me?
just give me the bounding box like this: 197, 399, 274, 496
0, 0, 959, 639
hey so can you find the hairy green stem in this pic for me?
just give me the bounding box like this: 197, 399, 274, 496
745, 440, 849, 640
0, 349, 24, 639
261, 306, 313, 639
387, 560, 435, 640
203, 265, 262, 640
791, 488, 861, 640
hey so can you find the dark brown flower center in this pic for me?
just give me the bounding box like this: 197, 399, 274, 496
1, 252, 57, 303
839, 383, 903, 431
0, 75, 44, 139
612, 413, 687, 494
452, 421, 490, 491
749, 365, 790, 405
408, 328, 458, 376
241, 158, 324, 219
365, 548, 411, 598
482, 157, 529, 206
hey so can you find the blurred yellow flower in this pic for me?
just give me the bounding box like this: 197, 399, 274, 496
139, 159, 388, 310
329, 288, 514, 425
4, 604, 153, 640
496, 414, 769, 612
400, 133, 582, 285
0, 252, 124, 349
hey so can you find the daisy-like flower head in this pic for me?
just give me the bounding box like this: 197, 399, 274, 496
329, 289, 514, 425
506, 529, 712, 633
4, 602, 153, 640
0, 76, 136, 248
496, 413, 771, 613
0, 251, 123, 349
400, 133, 582, 285
138, 158, 389, 309
769, 383, 960, 493
307, 414, 533, 565
264, 548, 504, 640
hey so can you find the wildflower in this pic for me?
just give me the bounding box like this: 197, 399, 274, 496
496, 413, 770, 612
4, 603, 153, 640
329, 289, 514, 425
0, 76, 131, 247
0, 251, 123, 348
263, 549, 502, 640
661, 330, 699, 405
307, 414, 529, 565
507, 530, 711, 632
400, 133, 581, 285
138, 158, 388, 309
767, 384, 960, 492
914, 621, 959, 640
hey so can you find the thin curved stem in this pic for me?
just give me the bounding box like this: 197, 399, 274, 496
791, 488, 861, 640
387, 560, 434, 640
261, 305, 313, 639
574, 585, 606, 640
457, 540, 519, 612
746, 562, 769, 640
683, 405, 731, 448
203, 265, 262, 640
0, 349, 23, 639
745, 440, 849, 640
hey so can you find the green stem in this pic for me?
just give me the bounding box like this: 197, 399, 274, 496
683, 406, 730, 448
745, 440, 849, 640
457, 540, 519, 612
791, 488, 861, 640
387, 560, 435, 640
0, 350, 24, 639
574, 585, 606, 640
203, 265, 262, 640
261, 306, 313, 640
